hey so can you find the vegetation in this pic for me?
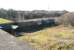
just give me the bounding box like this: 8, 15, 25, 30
17, 12, 74, 50
0, 18, 12, 24
0, 8, 68, 21
0, 8, 72, 50
59, 12, 74, 26
18, 26, 74, 50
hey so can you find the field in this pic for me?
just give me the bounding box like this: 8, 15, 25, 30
0, 18, 12, 24
18, 26, 74, 50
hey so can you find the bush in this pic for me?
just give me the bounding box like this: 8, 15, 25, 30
59, 12, 74, 26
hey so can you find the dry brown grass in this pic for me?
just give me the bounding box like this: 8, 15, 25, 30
18, 26, 74, 50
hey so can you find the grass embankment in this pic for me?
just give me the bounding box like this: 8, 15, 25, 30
0, 18, 12, 24
18, 26, 74, 50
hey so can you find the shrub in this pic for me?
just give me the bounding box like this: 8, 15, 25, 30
59, 12, 74, 26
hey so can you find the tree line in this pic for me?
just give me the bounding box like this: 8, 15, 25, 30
0, 8, 68, 21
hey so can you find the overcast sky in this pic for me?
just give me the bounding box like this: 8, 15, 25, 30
0, 0, 74, 11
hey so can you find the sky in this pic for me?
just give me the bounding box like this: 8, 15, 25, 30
0, 0, 74, 11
